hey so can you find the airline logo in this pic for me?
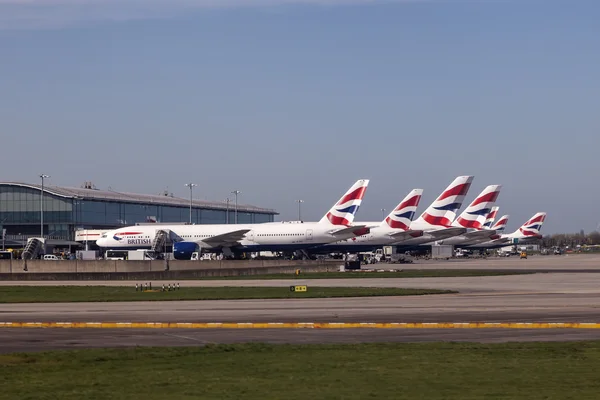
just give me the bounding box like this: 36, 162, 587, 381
386, 189, 423, 231
455, 185, 502, 230
326, 180, 369, 226
519, 213, 546, 237
483, 206, 499, 229
492, 215, 510, 232
113, 231, 150, 245
421, 176, 473, 227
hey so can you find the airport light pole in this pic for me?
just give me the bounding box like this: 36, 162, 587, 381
381, 208, 386, 220
231, 190, 241, 224
73, 196, 81, 244
185, 183, 197, 224
296, 200, 304, 221
225, 198, 231, 224
39, 174, 50, 238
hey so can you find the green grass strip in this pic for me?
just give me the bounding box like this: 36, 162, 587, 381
0, 286, 454, 303
1, 342, 600, 399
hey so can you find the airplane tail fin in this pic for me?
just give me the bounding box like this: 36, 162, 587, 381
491, 214, 510, 233
452, 185, 502, 230
482, 206, 500, 229
414, 175, 474, 227
319, 179, 369, 226
383, 189, 423, 230
515, 212, 547, 238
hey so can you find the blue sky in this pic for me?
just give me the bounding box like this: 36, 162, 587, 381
1, 0, 599, 234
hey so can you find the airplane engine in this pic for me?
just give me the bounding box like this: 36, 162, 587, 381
173, 242, 198, 260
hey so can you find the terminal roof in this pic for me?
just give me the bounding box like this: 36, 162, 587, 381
0, 182, 277, 215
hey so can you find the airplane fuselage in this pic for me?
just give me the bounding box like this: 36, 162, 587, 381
96, 222, 363, 252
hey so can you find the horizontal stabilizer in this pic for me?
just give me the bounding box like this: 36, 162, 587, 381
203, 229, 251, 246
328, 225, 367, 237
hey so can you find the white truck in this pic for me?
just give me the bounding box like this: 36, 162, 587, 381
76, 250, 98, 260
431, 245, 454, 259
105, 250, 154, 260
127, 250, 154, 260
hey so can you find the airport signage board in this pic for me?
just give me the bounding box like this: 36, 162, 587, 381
289, 285, 307, 292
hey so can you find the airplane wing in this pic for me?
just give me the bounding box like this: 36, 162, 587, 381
387, 230, 424, 242
328, 225, 368, 237
463, 229, 497, 240
427, 227, 467, 240
202, 229, 251, 246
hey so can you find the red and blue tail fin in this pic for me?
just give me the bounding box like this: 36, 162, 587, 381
491, 214, 510, 233
414, 175, 474, 227
452, 185, 502, 230
482, 206, 499, 229
319, 179, 369, 226
384, 189, 423, 231
516, 212, 547, 237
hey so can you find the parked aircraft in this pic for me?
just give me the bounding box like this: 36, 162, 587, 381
309, 188, 425, 253
466, 212, 546, 250
482, 206, 500, 229
389, 175, 474, 247
96, 179, 371, 259
452, 209, 510, 248
431, 184, 502, 247
490, 214, 510, 233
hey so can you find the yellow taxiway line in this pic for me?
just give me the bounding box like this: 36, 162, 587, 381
1, 322, 600, 329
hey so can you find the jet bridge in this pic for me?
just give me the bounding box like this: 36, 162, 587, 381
150, 229, 171, 254
21, 238, 44, 260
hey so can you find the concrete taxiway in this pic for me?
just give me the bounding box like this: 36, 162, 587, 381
3, 255, 600, 351
384, 253, 600, 271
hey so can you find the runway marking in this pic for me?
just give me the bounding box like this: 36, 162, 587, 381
162, 332, 212, 343
2, 322, 600, 329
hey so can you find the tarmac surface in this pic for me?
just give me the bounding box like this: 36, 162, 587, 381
2, 254, 600, 352
3, 328, 600, 353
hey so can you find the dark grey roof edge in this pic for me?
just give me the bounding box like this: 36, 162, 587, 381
0, 182, 278, 215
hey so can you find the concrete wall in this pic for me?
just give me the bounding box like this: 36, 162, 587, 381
0, 259, 343, 280
0, 260, 12, 274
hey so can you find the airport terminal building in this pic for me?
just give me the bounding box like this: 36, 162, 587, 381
0, 182, 277, 246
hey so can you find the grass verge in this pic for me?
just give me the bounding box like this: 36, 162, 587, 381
200, 269, 534, 280
1, 342, 600, 400
0, 286, 454, 303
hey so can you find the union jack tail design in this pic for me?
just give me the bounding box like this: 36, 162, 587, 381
491, 214, 510, 233
319, 179, 369, 226
415, 176, 474, 228
517, 212, 547, 237
482, 206, 500, 229
384, 189, 423, 230
453, 185, 502, 230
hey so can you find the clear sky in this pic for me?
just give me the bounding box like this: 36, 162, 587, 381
1, 0, 599, 234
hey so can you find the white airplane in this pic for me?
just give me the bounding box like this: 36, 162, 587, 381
96, 179, 371, 259
482, 206, 500, 230
430, 184, 502, 247
389, 175, 474, 248
489, 213, 510, 233
466, 212, 546, 250
450, 207, 509, 248
310, 188, 425, 253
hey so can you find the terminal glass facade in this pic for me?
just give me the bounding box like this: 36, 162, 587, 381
0, 184, 275, 241
0, 185, 72, 238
